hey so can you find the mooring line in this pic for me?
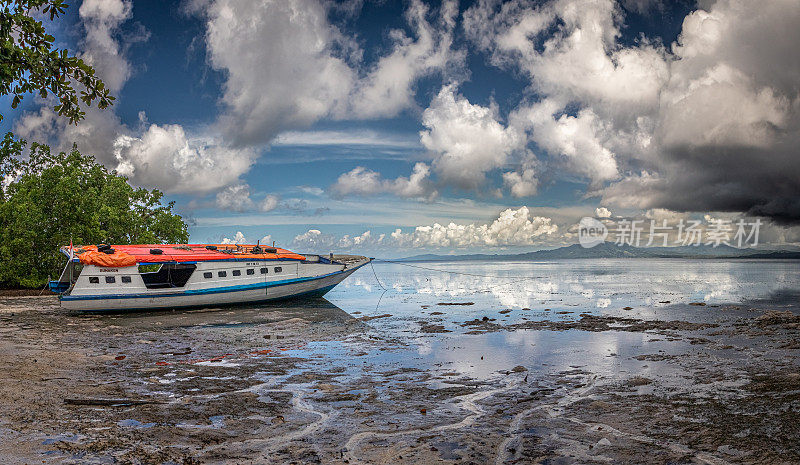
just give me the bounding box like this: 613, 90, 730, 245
364, 259, 543, 308
369, 260, 388, 290
373, 259, 546, 280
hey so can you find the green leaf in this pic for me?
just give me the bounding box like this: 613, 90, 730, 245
0, 1, 114, 125
0, 134, 189, 288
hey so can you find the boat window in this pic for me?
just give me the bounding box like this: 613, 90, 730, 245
246, 268, 254, 275
138, 264, 161, 273
274, 266, 282, 273
89, 277, 99, 284
260, 267, 268, 274
218, 271, 227, 277
121, 276, 131, 283
232, 270, 241, 276
203, 272, 212, 279
105, 276, 115, 284
139, 264, 198, 289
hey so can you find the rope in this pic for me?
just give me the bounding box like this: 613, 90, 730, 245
38, 279, 51, 296
369, 260, 387, 291
363, 259, 549, 313
366, 259, 542, 299
373, 259, 546, 280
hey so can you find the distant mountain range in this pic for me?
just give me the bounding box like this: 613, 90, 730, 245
399, 242, 800, 262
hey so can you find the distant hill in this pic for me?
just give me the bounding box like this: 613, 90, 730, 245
741, 251, 800, 259
398, 242, 799, 262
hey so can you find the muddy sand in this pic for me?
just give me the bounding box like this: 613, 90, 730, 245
0, 294, 798, 464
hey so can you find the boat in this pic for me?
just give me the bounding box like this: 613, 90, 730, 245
48, 243, 371, 312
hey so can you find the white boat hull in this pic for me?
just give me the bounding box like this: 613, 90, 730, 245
60, 259, 369, 312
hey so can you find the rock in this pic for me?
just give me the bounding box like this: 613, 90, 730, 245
499, 310, 512, 314
755, 310, 800, 327
588, 400, 613, 411
594, 438, 612, 448
626, 376, 652, 386
623, 307, 633, 310
718, 445, 745, 457
419, 324, 450, 333
689, 302, 706, 306
357, 313, 393, 321
511, 365, 527, 373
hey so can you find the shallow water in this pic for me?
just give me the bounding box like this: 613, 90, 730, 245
314, 259, 800, 384
1, 258, 798, 464
334, 259, 800, 319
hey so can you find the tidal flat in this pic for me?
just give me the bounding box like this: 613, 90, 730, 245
0, 259, 798, 464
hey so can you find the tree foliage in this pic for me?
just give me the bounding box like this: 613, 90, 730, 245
0, 133, 188, 288
0, 0, 114, 124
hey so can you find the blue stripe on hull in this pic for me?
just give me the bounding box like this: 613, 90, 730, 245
61, 269, 348, 302
71, 283, 341, 314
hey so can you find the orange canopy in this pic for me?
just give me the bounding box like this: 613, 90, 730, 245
77, 245, 138, 268
73, 244, 306, 267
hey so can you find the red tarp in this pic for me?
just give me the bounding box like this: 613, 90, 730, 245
77, 245, 138, 267
73, 244, 306, 267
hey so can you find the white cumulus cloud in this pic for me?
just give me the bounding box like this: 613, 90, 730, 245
215, 183, 254, 212
203, 0, 356, 147
291, 206, 559, 251
221, 231, 247, 244
348, 0, 462, 118
421, 84, 523, 190
395, 206, 558, 248
291, 229, 335, 250
113, 124, 257, 194
78, 0, 140, 93
215, 183, 281, 213
330, 162, 436, 200
595, 207, 612, 218
16, 0, 255, 198
502, 166, 538, 198
14, 0, 136, 164
465, 0, 800, 223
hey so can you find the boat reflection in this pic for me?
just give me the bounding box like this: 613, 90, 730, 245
90, 297, 357, 330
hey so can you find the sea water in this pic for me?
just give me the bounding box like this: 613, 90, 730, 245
308, 258, 800, 387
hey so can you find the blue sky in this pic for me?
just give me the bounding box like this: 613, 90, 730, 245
5, 0, 800, 255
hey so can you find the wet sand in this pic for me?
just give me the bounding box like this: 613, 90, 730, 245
0, 285, 798, 464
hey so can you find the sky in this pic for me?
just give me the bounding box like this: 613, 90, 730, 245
3, 0, 800, 256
